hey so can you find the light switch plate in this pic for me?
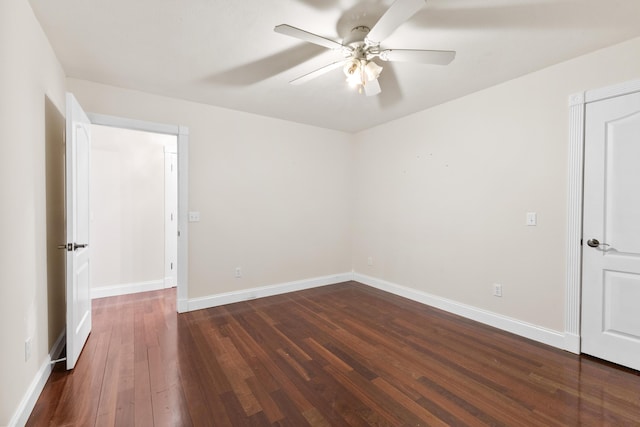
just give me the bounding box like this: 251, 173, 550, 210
526, 212, 537, 226
188, 211, 200, 222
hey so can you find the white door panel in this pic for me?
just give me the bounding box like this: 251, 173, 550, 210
602, 271, 640, 338
65, 93, 92, 370
582, 90, 640, 371
605, 111, 640, 255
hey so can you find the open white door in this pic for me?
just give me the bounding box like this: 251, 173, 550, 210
582, 90, 640, 371
65, 93, 92, 370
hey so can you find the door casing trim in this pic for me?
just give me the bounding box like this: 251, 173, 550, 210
87, 113, 189, 313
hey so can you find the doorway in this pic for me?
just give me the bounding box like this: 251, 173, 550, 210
87, 113, 189, 313
90, 125, 177, 298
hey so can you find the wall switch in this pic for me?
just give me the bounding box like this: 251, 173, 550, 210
493, 284, 503, 297
235, 267, 242, 278
526, 212, 537, 226
188, 211, 200, 222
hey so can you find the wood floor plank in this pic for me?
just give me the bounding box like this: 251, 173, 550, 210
26, 283, 640, 426
94, 337, 122, 427
245, 375, 284, 424
133, 356, 154, 426
175, 315, 227, 427
323, 364, 408, 426
50, 326, 110, 426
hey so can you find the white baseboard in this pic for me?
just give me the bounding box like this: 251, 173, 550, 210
353, 272, 568, 351
91, 279, 165, 299
164, 276, 176, 289
177, 298, 189, 314
187, 272, 354, 312
563, 333, 581, 354
8, 329, 66, 427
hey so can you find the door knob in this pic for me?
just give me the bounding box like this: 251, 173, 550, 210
587, 238, 609, 248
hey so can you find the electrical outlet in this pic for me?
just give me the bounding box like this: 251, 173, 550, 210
235, 267, 242, 278
493, 284, 503, 297
367, 256, 373, 266
25, 337, 32, 361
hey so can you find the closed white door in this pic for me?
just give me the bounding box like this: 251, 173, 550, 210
65, 93, 92, 370
582, 90, 640, 371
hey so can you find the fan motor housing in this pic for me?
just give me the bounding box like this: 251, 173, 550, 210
343, 25, 370, 46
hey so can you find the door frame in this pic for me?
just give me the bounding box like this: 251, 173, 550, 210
164, 148, 178, 289
566, 78, 640, 354
88, 113, 190, 313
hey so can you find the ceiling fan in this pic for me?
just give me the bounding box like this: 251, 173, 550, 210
274, 0, 456, 96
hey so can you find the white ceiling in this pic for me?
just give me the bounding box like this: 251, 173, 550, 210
29, 0, 640, 133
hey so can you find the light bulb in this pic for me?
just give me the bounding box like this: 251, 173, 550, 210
364, 61, 383, 81
343, 59, 363, 88
346, 72, 362, 87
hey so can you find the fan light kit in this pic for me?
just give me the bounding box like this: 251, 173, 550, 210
274, 0, 456, 96
341, 26, 384, 93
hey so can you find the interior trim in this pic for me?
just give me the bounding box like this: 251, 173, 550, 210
565, 93, 585, 354
354, 273, 567, 350
186, 272, 355, 312
86, 113, 189, 314
91, 280, 166, 299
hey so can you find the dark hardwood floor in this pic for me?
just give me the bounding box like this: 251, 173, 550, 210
27, 281, 640, 426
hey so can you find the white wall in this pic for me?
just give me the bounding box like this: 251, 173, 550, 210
91, 125, 172, 292
67, 79, 354, 300
352, 36, 640, 332
0, 0, 67, 424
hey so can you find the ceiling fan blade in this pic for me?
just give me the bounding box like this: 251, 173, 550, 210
290, 60, 346, 85
364, 78, 382, 96
380, 49, 456, 65
365, 0, 426, 44
275, 24, 344, 50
